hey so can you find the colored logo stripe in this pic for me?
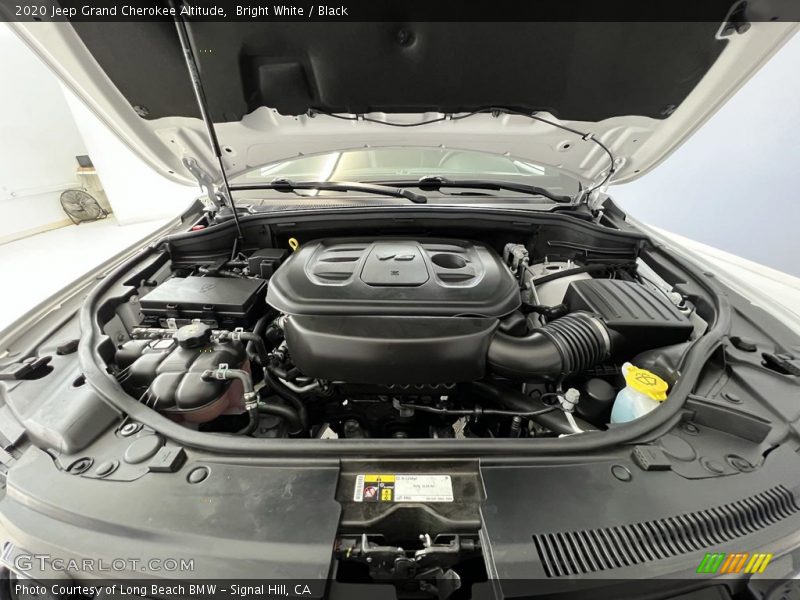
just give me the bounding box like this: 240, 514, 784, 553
697, 553, 725, 573
744, 553, 772, 574
696, 552, 773, 574
719, 553, 748, 573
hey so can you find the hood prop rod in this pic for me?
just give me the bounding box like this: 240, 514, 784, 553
172, 6, 244, 242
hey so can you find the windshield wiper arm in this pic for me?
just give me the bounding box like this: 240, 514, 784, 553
229, 178, 427, 204
377, 176, 573, 204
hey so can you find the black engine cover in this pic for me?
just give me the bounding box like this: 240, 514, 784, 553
267, 238, 519, 384
266, 238, 520, 317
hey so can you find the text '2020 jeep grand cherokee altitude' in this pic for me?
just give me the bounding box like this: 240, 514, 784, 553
1, 11, 800, 600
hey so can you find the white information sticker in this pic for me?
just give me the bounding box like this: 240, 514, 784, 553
353, 474, 453, 503
395, 475, 453, 502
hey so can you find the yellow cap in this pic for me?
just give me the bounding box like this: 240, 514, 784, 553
623, 363, 669, 401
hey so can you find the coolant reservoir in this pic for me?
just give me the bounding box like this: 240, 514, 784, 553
610, 363, 669, 423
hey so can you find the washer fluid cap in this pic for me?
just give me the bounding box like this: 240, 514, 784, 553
623, 362, 669, 401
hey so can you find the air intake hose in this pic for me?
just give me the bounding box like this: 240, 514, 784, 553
487, 312, 611, 380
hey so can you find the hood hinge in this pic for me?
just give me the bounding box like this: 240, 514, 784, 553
183, 156, 221, 211
583, 156, 626, 213
586, 191, 610, 214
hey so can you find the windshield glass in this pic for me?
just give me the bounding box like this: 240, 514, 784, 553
231, 147, 581, 197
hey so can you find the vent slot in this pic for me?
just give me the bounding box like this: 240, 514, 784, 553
533, 486, 799, 577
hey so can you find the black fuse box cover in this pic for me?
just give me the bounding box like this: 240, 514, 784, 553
139, 276, 267, 326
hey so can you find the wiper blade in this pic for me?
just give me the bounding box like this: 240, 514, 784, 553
378, 176, 573, 204
229, 178, 427, 204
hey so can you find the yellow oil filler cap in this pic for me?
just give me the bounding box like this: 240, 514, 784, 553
623, 364, 669, 401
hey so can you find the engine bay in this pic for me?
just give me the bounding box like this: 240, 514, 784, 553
109, 228, 702, 441
8, 206, 800, 598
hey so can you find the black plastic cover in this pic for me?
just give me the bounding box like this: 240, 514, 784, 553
564, 279, 693, 353
285, 315, 497, 384
139, 276, 267, 327
248, 248, 288, 278
267, 238, 520, 318
70, 22, 729, 121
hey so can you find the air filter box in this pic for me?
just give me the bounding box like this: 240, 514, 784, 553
564, 279, 693, 354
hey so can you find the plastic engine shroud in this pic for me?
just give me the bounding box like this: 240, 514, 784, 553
266, 238, 520, 318
267, 238, 521, 384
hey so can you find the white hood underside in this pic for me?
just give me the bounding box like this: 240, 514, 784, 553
8, 20, 798, 190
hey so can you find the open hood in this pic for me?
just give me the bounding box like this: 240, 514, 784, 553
8, 16, 798, 192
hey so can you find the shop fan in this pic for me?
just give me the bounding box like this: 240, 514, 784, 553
60, 189, 108, 225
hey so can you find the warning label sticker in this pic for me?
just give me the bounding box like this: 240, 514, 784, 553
353, 474, 453, 503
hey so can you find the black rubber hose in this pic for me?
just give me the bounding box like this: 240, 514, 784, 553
198, 366, 303, 435
471, 381, 598, 433
247, 314, 271, 364
201, 367, 259, 435
265, 370, 309, 434
201, 367, 255, 395
258, 402, 304, 435
237, 406, 259, 436
487, 312, 611, 380
234, 331, 270, 366
215, 322, 270, 367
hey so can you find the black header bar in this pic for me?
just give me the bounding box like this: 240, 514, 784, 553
3, 0, 800, 23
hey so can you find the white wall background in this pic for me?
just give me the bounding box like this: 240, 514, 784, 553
0, 26, 87, 243
62, 88, 196, 225
611, 33, 800, 277
0, 24, 197, 329
0, 23, 195, 241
